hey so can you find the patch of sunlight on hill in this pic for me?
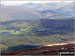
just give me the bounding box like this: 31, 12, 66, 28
0, 44, 8, 50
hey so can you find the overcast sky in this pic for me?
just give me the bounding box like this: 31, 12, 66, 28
1, 1, 74, 6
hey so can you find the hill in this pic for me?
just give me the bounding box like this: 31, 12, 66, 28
0, 19, 74, 50
0, 2, 74, 21
1, 42, 74, 55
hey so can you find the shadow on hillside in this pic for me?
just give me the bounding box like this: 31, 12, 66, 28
2, 45, 40, 53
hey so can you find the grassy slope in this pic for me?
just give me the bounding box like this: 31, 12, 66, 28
0, 19, 74, 51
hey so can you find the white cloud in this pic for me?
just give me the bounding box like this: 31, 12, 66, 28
1, 1, 74, 6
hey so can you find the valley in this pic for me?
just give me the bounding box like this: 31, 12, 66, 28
0, 19, 74, 53
0, 1, 74, 55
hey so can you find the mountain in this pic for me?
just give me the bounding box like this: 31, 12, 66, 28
0, 2, 74, 21
1, 6, 41, 21
21, 3, 42, 10
57, 2, 75, 17
59, 2, 75, 12
39, 2, 74, 18
22, 2, 69, 11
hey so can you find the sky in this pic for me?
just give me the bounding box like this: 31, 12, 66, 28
1, 1, 74, 6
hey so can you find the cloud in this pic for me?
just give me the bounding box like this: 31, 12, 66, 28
1, 1, 74, 6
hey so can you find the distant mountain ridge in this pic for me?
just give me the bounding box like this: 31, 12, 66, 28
0, 2, 74, 21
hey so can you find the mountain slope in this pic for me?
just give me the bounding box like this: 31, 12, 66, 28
1, 6, 41, 21
1, 2, 74, 21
